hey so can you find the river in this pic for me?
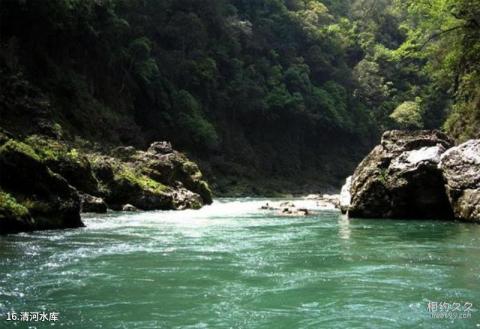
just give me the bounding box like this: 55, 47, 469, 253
0, 198, 479, 328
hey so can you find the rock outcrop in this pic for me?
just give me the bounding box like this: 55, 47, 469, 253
440, 140, 480, 222
342, 130, 480, 222
89, 154, 174, 211
0, 133, 213, 234
88, 141, 213, 211
129, 144, 213, 205
347, 130, 455, 219
0, 138, 84, 234
25, 136, 100, 195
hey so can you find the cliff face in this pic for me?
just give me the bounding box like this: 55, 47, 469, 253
0, 132, 212, 234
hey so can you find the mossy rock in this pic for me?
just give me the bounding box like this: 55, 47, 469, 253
0, 191, 35, 234
0, 138, 83, 233
90, 155, 173, 210
112, 145, 213, 208
171, 155, 212, 204
25, 135, 99, 194
196, 180, 213, 204
115, 165, 168, 194
138, 149, 213, 205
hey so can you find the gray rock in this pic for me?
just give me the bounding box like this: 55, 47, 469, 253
122, 204, 138, 212
439, 140, 480, 222
148, 141, 173, 155
277, 207, 309, 217
80, 193, 108, 213
348, 130, 454, 219
171, 188, 203, 210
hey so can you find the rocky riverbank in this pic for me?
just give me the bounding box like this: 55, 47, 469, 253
340, 130, 480, 222
0, 132, 212, 234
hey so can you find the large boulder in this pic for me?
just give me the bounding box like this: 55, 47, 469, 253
348, 130, 454, 219
0, 139, 83, 234
89, 155, 174, 211
89, 139, 214, 212
439, 140, 480, 222
129, 142, 213, 205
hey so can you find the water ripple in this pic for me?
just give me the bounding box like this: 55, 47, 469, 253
0, 198, 479, 328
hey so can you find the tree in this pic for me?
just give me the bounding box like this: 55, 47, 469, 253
390, 101, 424, 129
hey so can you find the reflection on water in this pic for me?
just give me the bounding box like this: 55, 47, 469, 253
338, 216, 351, 241
0, 198, 479, 329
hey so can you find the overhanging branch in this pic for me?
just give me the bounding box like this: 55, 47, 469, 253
419, 25, 468, 51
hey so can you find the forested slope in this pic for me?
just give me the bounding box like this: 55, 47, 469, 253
0, 0, 478, 195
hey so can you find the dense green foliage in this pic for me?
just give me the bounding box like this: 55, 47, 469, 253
399, 0, 480, 141
0, 0, 478, 193
347, 0, 480, 139
0, 191, 30, 220
390, 101, 423, 130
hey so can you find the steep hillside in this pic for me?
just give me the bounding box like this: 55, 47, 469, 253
1, 0, 477, 195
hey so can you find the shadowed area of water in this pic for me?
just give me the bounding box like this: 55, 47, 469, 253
0, 198, 479, 328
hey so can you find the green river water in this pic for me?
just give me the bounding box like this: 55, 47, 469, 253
0, 198, 479, 329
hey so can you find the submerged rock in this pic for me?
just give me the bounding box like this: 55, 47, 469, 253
440, 140, 480, 222
348, 130, 454, 219
277, 207, 310, 217
259, 201, 311, 216
260, 203, 276, 210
